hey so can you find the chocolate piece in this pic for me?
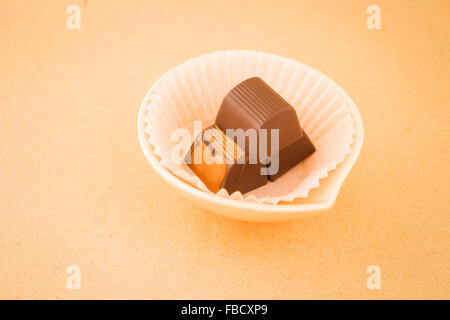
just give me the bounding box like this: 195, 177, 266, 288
267, 129, 316, 180
185, 77, 316, 195
215, 77, 315, 181
185, 124, 267, 194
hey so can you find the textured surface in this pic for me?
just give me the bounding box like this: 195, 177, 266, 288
0, 0, 449, 299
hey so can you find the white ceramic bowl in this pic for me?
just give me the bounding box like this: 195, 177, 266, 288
137, 54, 363, 222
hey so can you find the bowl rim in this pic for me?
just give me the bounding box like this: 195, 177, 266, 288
137, 50, 364, 214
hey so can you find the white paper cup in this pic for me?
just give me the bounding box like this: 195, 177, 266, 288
141, 50, 358, 205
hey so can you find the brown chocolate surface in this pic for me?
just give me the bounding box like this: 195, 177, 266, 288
216, 77, 315, 182
186, 77, 315, 194
267, 129, 316, 181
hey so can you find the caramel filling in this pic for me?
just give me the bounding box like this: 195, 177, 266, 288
187, 125, 244, 193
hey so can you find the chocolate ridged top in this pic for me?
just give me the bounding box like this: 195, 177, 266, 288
215, 77, 302, 151
228, 78, 289, 125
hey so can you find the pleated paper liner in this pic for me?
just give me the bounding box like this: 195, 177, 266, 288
143, 50, 355, 204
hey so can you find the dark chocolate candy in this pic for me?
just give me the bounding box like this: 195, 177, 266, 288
185, 124, 267, 194
267, 128, 315, 181
215, 77, 315, 182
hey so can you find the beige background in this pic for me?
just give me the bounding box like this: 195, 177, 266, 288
0, 0, 449, 299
